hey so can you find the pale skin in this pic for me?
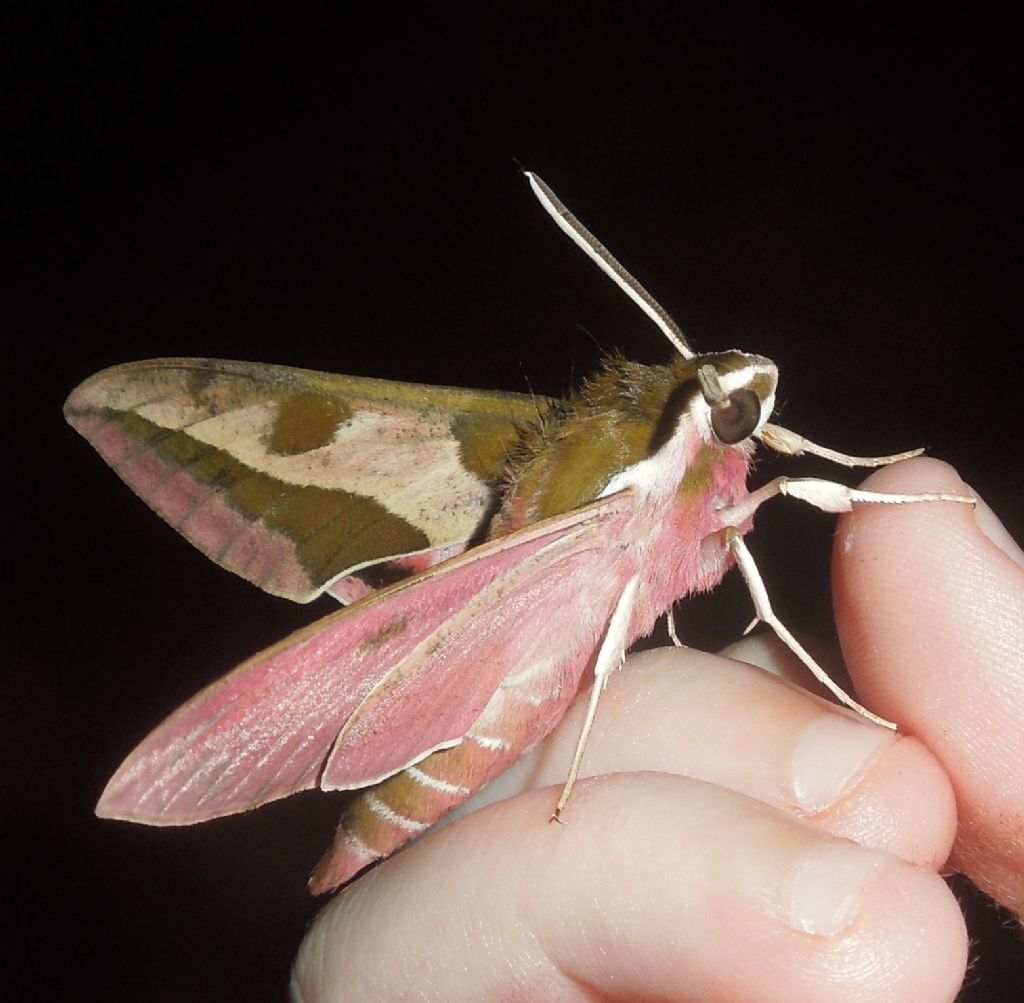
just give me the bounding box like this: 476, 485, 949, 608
291, 458, 1024, 1002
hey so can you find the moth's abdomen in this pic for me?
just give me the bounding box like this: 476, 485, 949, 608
309, 623, 603, 892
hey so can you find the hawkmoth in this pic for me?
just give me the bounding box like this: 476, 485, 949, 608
66, 173, 968, 893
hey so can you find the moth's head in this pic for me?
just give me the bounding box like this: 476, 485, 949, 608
671, 351, 777, 450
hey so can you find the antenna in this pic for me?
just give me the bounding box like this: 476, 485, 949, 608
524, 172, 694, 359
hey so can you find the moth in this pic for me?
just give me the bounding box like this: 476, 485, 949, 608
66, 173, 969, 893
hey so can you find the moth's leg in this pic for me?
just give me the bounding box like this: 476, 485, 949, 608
553, 574, 641, 820
725, 528, 897, 730
720, 479, 970, 725
721, 475, 974, 527
758, 422, 924, 467
666, 610, 683, 647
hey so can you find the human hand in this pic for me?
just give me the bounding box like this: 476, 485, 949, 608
832, 457, 1024, 919
291, 458, 1022, 1001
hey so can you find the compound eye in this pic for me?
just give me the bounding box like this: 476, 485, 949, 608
710, 388, 761, 444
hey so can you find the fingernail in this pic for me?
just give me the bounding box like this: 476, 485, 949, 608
788, 841, 886, 935
969, 486, 1024, 570
789, 714, 893, 813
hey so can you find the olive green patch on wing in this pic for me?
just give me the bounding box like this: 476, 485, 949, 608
65, 358, 553, 600
275, 485, 430, 584
451, 410, 531, 483
268, 393, 353, 455
95, 408, 432, 596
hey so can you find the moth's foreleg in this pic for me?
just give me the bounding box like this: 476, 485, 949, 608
725, 528, 896, 730
553, 575, 641, 820
758, 422, 924, 467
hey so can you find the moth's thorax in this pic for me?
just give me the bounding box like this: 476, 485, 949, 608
629, 439, 753, 632
490, 350, 776, 537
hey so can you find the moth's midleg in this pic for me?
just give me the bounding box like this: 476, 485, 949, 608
553, 575, 640, 819
721, 474, 974, 527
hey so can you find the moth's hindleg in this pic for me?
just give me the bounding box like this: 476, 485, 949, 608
725, 528, 897, 730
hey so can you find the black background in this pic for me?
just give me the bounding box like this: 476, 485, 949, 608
10, 7, 1021, 1000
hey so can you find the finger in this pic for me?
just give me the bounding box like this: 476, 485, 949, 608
833, 457, 1024, 915
482, 646, 954, 869
292, 775, 967, 1003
